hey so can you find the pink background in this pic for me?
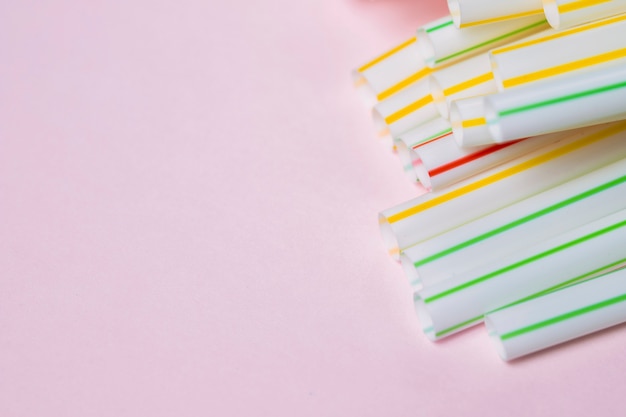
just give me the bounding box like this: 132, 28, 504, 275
1, 1, 625, 415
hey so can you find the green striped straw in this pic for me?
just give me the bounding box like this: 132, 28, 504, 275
416, 14, 548, 67
485, 266, 626, 360
414, 208, 626, 341
485, 61, 626, 144
401, 156, 626, 290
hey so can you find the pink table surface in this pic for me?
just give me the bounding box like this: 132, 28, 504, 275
1, 1, 625, 415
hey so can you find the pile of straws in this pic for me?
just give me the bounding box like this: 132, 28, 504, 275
353, 0, 626, 361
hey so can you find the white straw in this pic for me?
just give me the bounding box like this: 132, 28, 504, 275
449, 96, 492, 147
409, 131, 563, 191
448, 0, 544, 28
429, 53, 497, 119
543, 0, 626, 30
485, 62, 626, 144
396, 118, 452, 181
353, 37, 426, 106
414, 208, 626, 340
485, 266, 626, 361
490, 14, 626, 91
416, 15, 548, 68
411, 131, 489, 190
410, 127, 576, 194
379, 121, 626, 260
401, 157, 626, 290
373, 78, 439, 140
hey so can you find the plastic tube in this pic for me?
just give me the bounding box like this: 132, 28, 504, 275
411, 126, 573, 192
395, 118, 452, 181
485, 266, 626, 361
379, 121, 626, 260
485, 62, 626, 144
490, 14, 626, 91
375, 63, 432, 103
410, 134, 541, 191
372, 78, 439, 140
414, 208, 626, 341
352, 37, 426, 106
416, 15, 548, 68
449, 96, 492, 147
448, 0, 544, 28
429, 53, 497, 119
543, 0, 626, 30
411, 131, 493, 191
401, 157, 626, 290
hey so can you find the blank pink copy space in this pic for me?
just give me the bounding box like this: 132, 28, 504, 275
0, 1, 624, 416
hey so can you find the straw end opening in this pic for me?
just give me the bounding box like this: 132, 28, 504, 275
378, 213, 401, 261
401, 253, 422, 291
484, 316, 510, 361
414, 293, 436, 341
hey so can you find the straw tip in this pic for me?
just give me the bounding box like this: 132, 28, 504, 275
414, 294, 436, 341
400, 253, 422, 291
378, 213, 401, 261
484, 316, 511, 361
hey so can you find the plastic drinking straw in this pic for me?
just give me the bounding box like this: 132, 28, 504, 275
485, 266, 626, 361
416, 14, 548, 68
448, 0, 544, 28
414, 207, 626, 341
401, 157, 626, 290
352, 36, 426, 106
449, 96, 492, 147
429, 53, 498, 119
374, 47, 432, 102
490, 14, 626, 91
411, 133, 500, 191
379, 121, 626, 260
375, 65, 433, 103
373, 77, 439, 141
543, 0, 626, 29
411, 128, 572, 191
485, 61, 626, 144
395, 117, 452, 182
410, 129, 488, 190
